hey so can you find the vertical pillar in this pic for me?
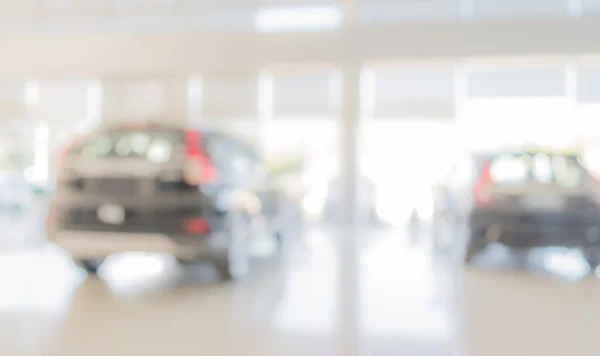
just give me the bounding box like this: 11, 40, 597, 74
565, 61, 579, 144
101, 77, 189, 126
257, 70, 274, 155
25, 80, 46, 185
567, 0, 583, 17
459, 0, 474, 20
340, 0, 360, 26
339, 64, 361, 226
338, 63, 361, 356
187, 76, 203, 125
31, 80, 95, 183
340, 0, 361, 225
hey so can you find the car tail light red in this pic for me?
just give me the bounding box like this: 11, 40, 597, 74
184, 218, 210, 235
184, 130, 216, 186
473, 161, 493, 206
57, 139, 80, 180
45, 215, 55, 230
586, 174, 600, 209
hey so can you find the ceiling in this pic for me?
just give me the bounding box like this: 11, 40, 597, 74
0, 0, 597, 33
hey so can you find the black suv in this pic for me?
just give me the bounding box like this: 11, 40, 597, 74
46, 122, 284, 281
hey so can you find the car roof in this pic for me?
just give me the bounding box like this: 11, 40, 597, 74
472, 149, 581, 160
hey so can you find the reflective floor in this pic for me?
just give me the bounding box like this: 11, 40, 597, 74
2, 221, 600, 356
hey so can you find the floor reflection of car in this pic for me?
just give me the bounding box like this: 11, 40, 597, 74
433, 150, 600, 269
302, 173, 378, 224
46, 122, 285, 281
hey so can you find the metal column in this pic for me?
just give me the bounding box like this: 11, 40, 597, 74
338, 63, 361, 356
339, 64, 361, 226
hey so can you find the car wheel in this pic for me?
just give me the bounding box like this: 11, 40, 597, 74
583, 249, 600, 273
464, 231, 486, 265
274, 230, 285, 251
214, 213, 251, 282
75, 258, 105, 275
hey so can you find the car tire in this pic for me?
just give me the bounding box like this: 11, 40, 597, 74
274, 230, 285, 251
75, 258, 105, 275
214, 213, 251, 282
584, 249, 600, 273
464, 231, 486, 265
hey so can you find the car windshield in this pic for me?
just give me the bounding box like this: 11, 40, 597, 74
74, 129, 180, 164
489, 152, 586, 187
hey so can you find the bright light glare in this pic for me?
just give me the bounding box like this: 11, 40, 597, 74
33, 123, 50, 185
254, 5, 343, 33
24, 166, 35, 183
415, 192, 435, 222
539, 249, 590, 280
376, 194, 414, 226
302, 185, 327, 216
490, 156, 528, 183
101, 253, 171, 294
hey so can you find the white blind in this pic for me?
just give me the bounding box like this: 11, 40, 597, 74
577, 66, 600, 103
34, 81, 89, 124
101, 78, 187, 124
201, 73, 258, 120
273, 70, 334, 117
0, 81, 26, 120
468, 68, 566, 98
372, 67, 455, 118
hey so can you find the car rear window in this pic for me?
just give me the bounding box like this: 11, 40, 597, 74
74, 129, 181, 163
488, 152, 585, 188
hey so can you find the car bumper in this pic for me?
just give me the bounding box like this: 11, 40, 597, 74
47, 229, 227, 260
471, 215, 600, 249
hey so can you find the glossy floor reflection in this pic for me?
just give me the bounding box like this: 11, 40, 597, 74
1, 224, 600, 355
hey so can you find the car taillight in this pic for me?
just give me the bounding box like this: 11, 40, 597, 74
184, 130, 216, 186
57, 140, 78, 180
587, 175, 600, 209
45, 214, 55, 230
473, 161, 493, 206
184, 218, 210, 235
46, 202, 57, 230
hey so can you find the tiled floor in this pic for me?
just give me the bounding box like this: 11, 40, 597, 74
0, 223, 599, 356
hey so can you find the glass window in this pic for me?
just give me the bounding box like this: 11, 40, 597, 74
230, 142, 258, 176
75, 129, 178, 163
552, 155, 584, 188
489, 152, 586, 187
531, 153, 553, 183
490, 154, 530, 184
205, 135, 235, 170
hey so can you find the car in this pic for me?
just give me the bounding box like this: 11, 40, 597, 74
46, 122, 285, 281
433, 149, 600, 269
